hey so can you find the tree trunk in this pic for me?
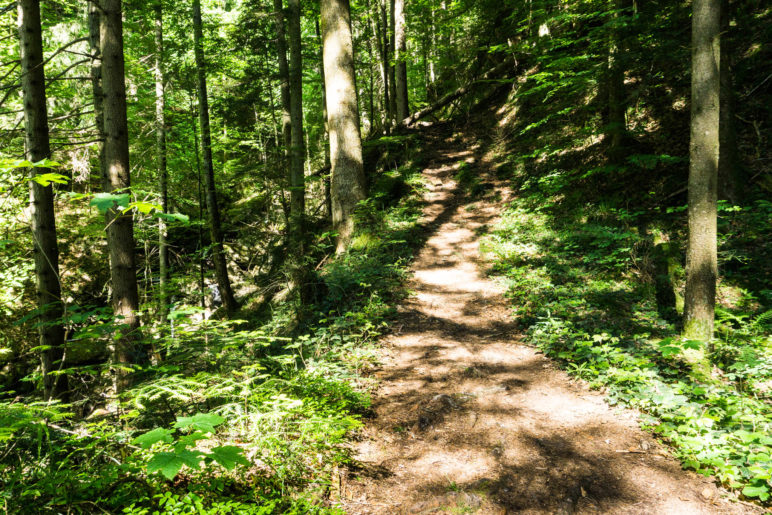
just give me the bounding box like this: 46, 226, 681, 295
394, 0, 409, 122
717, 0, 742, 203
287, 0, 307, 303
321, 0, 367, 253
88, 1, 104, 184
387, 0, 397, 124
684, 0, 720, 363
193, 0, 238, 314
316, 17, 333, 221
367, 0, 387, 132
607, 0, 626, 164
18, 0, 67, 400
274, 0, 292, 169
101, 0, 142, 392
154, 0, 169, 323
380, 0, 392, 131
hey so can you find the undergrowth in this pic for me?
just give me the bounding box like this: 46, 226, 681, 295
483, 203, 772, 504
0, 141, 427, 513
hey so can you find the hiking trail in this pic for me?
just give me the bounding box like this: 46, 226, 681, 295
340, 123, 761, 515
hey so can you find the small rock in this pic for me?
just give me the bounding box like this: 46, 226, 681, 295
700, 487, 713, 500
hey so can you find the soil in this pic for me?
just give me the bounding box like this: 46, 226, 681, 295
339, 123, 764, 515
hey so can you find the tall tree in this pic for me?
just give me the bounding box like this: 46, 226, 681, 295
18, 0, 66, 400
155, 0, 169, 322
380, 0, 392, 130
684, 0, 720, 350
387, 0, 397, 124
192, 0, 238, 313
394, 0, 409, 122
316, 17, 332, 221
320, 0, 367, 253
717, 0, 741, 203
606, 0, 626, 164
287, 0, 307, 302
88, 1, 104, 181
274, 0, 291, 168
101, 0, 142, 391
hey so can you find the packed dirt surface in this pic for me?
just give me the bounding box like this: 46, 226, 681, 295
340, 124, 762, 515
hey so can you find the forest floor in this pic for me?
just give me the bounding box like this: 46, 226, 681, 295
339, 122, 763, 515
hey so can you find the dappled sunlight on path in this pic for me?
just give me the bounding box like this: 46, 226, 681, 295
340, 123, 759, 515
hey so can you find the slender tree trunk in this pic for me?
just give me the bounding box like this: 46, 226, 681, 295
88, 1, 104, 184
321, 0, 367, 253
717, 0, 741, 203
286, 0, 307, 303
154, 0, 169, 323
315, 17, 333, 221
192, 0, 238, 314
379, 0, 391, 131
18, 0, 66, 400
607, 0, 626, 164
274, 0, 292, 202
387, 0, 397, 124
101, 0, 142, 392
191, 94, 206, 311
394, 0, 409, 122
367, 0, 387, 131
684, 0, 720, 357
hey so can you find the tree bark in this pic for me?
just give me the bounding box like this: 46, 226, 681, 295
18, 0, 67, 400
316, 17, 332, 221
320, 0, 367, 253
717, 0, 741, 203
394, 0, 409, 121
88, 1, 104, 184
101, 0, 142, 392
193, 0, 238, 314
387, 0, 397, 125
684, 0, 720, 355
607, 0, 626, 164
287, 0, 307, 303
379, 0, 392, 131
274, 0, 291, 168
154, 0, 169, 323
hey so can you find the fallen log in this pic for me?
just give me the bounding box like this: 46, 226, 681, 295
402, 56, 517, 127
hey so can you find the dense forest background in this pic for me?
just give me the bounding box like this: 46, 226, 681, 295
0, 0, 770, 512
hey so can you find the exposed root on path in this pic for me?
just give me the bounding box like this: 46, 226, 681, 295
339, 123, 760, 515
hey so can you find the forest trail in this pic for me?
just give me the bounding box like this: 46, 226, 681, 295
341, 123, 760, 515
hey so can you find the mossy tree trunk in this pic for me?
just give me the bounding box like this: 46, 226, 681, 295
193, 0, 238, 314
18, 0, 67, 400
321, 0, 367, 253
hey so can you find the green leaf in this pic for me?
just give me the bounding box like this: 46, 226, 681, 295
176, 431, 208, 449
132, 427, 173, 449
173, 412, 225, 433
147, 450, 202, 480
31, 173, 69, 187
154, 212, 190, 224
126, 200, 161, 215
741, 484, 770, 500
208, 445, 249, 470
90, 193, 130, 213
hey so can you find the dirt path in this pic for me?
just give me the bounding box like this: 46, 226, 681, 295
340, 125, 761, 515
